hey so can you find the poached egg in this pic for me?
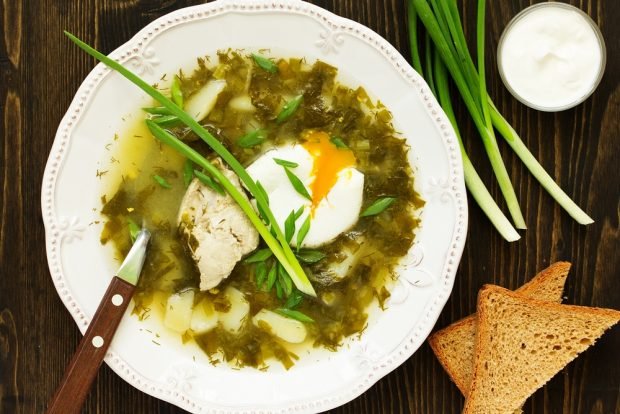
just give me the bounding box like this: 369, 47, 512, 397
246, 131, 364, 247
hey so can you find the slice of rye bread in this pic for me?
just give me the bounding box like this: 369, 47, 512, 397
462, 285, 620, 414
428, 262, 571, 395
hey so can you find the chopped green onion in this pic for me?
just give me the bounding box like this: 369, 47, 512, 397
252, 53, 278, 74
142, 106, 172, 116
276, 95, 303, 124
255, 180, 269, 204
151, 115, 179, 126
278, 264, 293, 297
183, 159, 194, 187
244, 248, 273, 263
237, 129, 267, 148
194, 169, 225, 195
275, 308, 314, 323
153, 174, 172, 189
296, 215, 311, 250
360, 197, 396, 217
293, 206, 305, 220
330, 136, 348, 149
284, 210, 297, 244
266, 264, 277, 291
127, 218, 140, 243
283, 168, 312, 201
255, 261, 268, 287
275, 279, 283, 299
273, 158, 299, 168
255, 180, 271, 224
284, 290, 304, 309
295, 250, 326, 264
171, 75, 183, 108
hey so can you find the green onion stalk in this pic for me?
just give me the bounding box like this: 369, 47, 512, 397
460, 0, 589, 225
411, 0, 525, 229
65, 32, 316, 296
434, 53, 520, 241
408, 2, 520, 241
408, 0, 593, 237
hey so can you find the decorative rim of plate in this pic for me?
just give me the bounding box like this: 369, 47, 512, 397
41, 0, 467, 412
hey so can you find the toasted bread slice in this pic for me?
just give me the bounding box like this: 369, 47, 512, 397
428, 262, 571, 395
463, 285, 620, 414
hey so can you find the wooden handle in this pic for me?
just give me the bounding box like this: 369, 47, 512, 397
46, 276, 135, 414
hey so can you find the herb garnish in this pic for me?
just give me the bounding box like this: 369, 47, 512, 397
171, 75, 183, 108
142, 106, 173, 116
275, 279, 283, 299
273, 158, 299, 168
255, 261, 267, 288
330, 136, 348, 149
151, 115, 180, 127
360, 197, 396, 217
244, 248, 273, 264
252, 54, 278, 74
266, 264, 277, 291
277, 264, 293, 297
127, 218, 140, 243
295, 250, 326, 264
284, 210, 297, 244
283, 290, 304, 309
293, 206, 305, 220
276, 95, 303, 124
283, 168, 312, 201
194, 170, 225, 195
153, 174, 172, 189
275, 308, 315, 323
237, 129, 267, 148
255, 180, 271, 224
296, 215, 311, 250
183, 159, 194, 187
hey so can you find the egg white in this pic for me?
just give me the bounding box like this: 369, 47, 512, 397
246, 144, 364, 247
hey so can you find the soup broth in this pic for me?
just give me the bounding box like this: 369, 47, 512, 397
100, 50, 423, 369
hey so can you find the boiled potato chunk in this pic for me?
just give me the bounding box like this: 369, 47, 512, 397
184, 80, 227, 121
190, 297, 218, 334
163, 289, 195, 333
252, 309, 307, 344
228, 95, 256, 112
218, 287, 249, 333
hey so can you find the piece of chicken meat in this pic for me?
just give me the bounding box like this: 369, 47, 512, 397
177, 159, 259, 291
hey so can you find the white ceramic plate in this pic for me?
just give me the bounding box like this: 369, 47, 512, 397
42, 0, 467, 412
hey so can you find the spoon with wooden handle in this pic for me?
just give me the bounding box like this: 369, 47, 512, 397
46, 229, 150, 414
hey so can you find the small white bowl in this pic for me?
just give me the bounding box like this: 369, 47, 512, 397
497, 2, 606, 112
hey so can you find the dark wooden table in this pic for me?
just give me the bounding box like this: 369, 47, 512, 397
1, 0, 618, 413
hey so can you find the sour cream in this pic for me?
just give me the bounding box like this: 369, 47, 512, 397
497, 3, 605, 111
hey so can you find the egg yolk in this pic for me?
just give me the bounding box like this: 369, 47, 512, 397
302, 131, 356, 212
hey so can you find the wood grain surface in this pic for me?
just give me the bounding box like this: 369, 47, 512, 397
0, 0, 618, 413
45, 277, 135, 414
